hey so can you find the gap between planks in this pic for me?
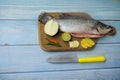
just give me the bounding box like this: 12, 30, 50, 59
0, 67, 120, 74
0, 42, 120, 46
0, 19, 120, 21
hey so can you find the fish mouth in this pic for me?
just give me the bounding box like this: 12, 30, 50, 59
71, 33, 105, 38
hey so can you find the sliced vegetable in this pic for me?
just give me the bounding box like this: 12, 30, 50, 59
62, 32, 71, 41
83, 39, 92, 47
69, 40, 79, 48
81, 38, 95, 49
81, 39, 88, 49
69, 42, 74, 48
85, 38, 95, 46
44, 19, 59, 36
46, 39, 61, 47
73, 41, 79, 47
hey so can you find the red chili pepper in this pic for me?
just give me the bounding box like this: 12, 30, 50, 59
46, 39, 61, 47
50, 39, 58, 43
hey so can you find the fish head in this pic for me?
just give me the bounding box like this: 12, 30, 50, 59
95, 22, 116, 36
38, 12, 53, 24
107, 26, 116, 36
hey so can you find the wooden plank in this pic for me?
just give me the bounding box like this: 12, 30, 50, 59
0, 0, 120, 7
0, 69, 120, 80
0, 0, 119, 79
0, 20, 38, 45
0, 44, 120, 73
0, 20, 119, 45
0, 5, 120, 20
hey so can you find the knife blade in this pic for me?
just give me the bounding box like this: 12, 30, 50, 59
47, 54, 106, 63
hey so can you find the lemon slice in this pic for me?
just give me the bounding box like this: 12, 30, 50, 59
81, 38, 95, 49
81, 39, 88, 48
85, 38, 95, 46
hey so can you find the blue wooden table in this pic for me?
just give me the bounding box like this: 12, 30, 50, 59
0, 0, 120, 80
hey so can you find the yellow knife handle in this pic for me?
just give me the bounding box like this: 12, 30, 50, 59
78, 56, 106, 63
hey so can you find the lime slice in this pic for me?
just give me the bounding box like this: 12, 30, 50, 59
62, 32, 71, 41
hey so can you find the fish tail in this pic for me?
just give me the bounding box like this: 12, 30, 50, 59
38, 12, 53, 24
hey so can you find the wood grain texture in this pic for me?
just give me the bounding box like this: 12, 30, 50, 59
0, 0, 120, 7
0, 0, 120, 79
0, 44, 120, 73
0, 20, 119, 45
0, 69, 120, 80
0, 5, 120, 20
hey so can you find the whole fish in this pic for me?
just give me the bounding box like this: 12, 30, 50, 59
39, 13, 116, 38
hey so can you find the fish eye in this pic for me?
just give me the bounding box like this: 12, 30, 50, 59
106, 25, 111, 29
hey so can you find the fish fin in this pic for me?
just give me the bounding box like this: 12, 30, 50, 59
59, 13, 84, 19
77, 13, 92, 19
59, 13, 74, 19
59, 13, 92, 19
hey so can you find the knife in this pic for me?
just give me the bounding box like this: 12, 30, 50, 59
47, 54, 106, 63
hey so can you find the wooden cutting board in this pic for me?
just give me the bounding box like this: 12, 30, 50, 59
38, 12, 98, 51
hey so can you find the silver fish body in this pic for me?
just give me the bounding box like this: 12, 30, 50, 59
55, 18, 112, 37
39, 13, 116, 38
